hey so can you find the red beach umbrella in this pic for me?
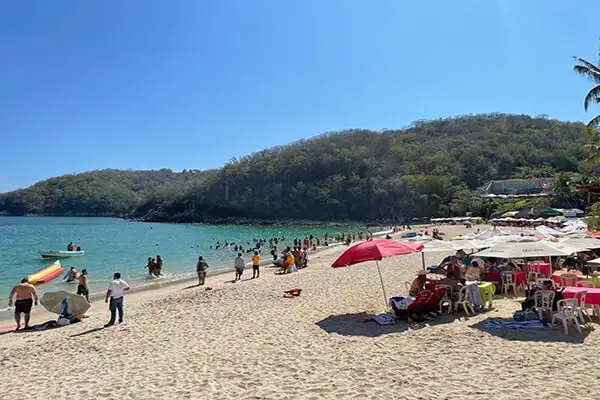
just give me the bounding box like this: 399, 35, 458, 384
331, 239, 424, 307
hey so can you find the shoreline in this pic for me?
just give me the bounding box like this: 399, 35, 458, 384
0, 214, 398, 229
0, 229, 396, 327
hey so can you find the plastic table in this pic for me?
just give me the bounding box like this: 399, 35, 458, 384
562, 287, 600, 305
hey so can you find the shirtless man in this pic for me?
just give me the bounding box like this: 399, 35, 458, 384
8, 279, 39, 331
77, 269, 90, 303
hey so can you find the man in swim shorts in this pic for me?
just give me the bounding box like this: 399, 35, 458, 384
77, 269, 90, 303
8, 278, 39, 331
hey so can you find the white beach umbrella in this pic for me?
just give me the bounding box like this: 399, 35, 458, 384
421, 240, 457, 253
588, 257, 600, 264
472, 241, 574, 259
450, 239, 489, 250
486, 235, 539, 244
560, 237, 600, 250
543, 241, 589, 255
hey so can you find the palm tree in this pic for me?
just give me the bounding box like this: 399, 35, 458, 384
584, 143, 600, 163
573, 54, 600, 133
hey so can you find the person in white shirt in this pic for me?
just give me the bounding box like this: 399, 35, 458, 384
104, 272, 130, 327
234, 253, 245, 281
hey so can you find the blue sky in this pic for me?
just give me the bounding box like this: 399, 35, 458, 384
1, 0, 599, 192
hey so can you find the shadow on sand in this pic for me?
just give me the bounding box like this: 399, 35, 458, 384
469, 317, 594, 344
315, 312, 456, 337
70, 326, 105, 337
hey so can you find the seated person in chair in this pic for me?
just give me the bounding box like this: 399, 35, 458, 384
409, 270, 428, 297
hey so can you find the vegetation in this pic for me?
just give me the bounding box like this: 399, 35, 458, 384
133, 114, 593, 222
573, 55, 600, 133
0, 114, 596, 222
0, 169, 215, 216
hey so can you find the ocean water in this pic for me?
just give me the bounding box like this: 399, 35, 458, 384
0, 217, 367, 299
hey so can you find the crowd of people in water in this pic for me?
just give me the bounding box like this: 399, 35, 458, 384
7, 229, 392, 331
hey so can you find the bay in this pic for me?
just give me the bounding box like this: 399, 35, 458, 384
0, 217, 367, 300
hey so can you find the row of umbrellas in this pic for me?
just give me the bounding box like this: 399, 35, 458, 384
330, 234, 600, 309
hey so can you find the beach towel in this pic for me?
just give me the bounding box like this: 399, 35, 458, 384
374, 314, 397, 325
483, 319, 547, 330
466, 284, 484, 307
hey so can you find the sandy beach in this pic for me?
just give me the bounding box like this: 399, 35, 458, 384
2, 224, 600, 400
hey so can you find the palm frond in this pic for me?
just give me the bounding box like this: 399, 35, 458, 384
584, 85, 600, 111
585, 152, 600, 163
587, 114, 600, 136
573, 57, 600, 84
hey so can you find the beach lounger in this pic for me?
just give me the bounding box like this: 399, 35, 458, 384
391, 290, 433, 320
423, 286, 447, 315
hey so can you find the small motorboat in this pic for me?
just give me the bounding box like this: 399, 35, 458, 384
39, 250, 85, 259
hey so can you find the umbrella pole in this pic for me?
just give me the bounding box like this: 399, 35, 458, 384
376, 260, 388, 309
421, 252, 425, 269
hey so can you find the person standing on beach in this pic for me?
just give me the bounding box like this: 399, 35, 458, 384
104, 272, 130, 327
8, 279, 38, 331
234, 253, 245, 281
252, 251, 260, 279
77, 269, 90, 303
196, 256, 209, 286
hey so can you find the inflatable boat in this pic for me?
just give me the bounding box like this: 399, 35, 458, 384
28, 260, 64, 285
39, 250, 85, 259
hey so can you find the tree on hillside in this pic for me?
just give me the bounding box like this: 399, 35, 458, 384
573, 54, 600, 133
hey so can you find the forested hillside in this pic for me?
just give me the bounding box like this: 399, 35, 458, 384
0, 114, 596, 221
130, 114, 595, 222
0, 169, 215, 216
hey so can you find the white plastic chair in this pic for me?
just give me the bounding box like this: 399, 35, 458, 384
573, 290, 593, 323
501, 271, 518, 297
552, 298, 582, 335
533, 290, 555, 321
455, 285, 474, 316
560, 273, 578, 287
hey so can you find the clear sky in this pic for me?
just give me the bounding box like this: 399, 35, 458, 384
1, 0, 599, 192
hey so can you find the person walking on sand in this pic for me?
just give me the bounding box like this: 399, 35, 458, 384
252, 251, 260, 279
196, 256, 209, 286
234, 253, 245, 281
77, 269, 90, 303
104, 272, 130, 327
8, 279, 38, 331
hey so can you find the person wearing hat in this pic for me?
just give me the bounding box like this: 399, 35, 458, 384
409, 270, 428, 297
196, 256, 209, 286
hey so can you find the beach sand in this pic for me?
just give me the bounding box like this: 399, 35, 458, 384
1, 225, 600, 399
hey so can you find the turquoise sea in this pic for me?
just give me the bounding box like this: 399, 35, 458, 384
0, 217, 366, 300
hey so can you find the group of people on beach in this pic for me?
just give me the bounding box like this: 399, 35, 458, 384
8, 269, 129, 330
145, 255, 164, 277
6, 228, 388, 332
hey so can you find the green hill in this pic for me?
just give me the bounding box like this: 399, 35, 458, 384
1, 114, 596, 221
0, 169, 215, 216
129, 114, 594, 222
